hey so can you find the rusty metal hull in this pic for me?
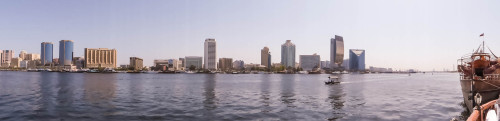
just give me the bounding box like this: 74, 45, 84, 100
460, 78, 500, 112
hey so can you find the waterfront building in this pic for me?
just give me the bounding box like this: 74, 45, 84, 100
19, 50, 27, 60
25, 53, 40, 61
168, 59, 180, 71
84, 48, 117, 68
185, 56, 203, 70
73, 57, 85, 69
320, 60, 330, 69
272, 63, 282, 68
119, 64, 130, 69
59, 40, 74, 66
179, 58, 185, 68
233, 60, 244, 70
204, 38, 217, 70
299, 53, 321, 71
369, 66, 393, 73
153, 59, 169, 71
330, 35, 344, 69
20, 60, 28, 68
130, 57, 144, 70
53, 58, 59, 65
281, 40, 296, 68
349, 49, 365, 71
1, 50, 14, 67
244, 63, 265, 70
342, 59, 349, 70
41, 42, 53, 65
218, 58, 233, 71
10, 58, 22, 68
27, 60, 40, 69
261, 47, 270, 67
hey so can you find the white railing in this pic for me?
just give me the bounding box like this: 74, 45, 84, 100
485, 74, 500, 80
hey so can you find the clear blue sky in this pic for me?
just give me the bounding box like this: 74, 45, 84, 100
1, 0, 499, 71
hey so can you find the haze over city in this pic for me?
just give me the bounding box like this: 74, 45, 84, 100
1, 0, 499, 71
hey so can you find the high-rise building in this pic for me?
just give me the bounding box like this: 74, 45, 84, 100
204, 38, 217, 70
342, 59, 349, 70
261, 47, 270, 67
84, 48, 117, 68
218, 58, 233, 71
330, 35, 344, 69
179, 58, 185, 68
299, 53, 321, 71
233, 60, 244, 70
185, 56, 203, 70
19, 50, 27, 60
1, 50, 14, 66
41, 42, 53, 65
59, 40, 74, 66
281, 40, 296, 68
130, 57, 143, 70
349, 49, 365, 71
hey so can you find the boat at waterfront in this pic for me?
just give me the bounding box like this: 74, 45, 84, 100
457, 37, 500, 120
325, 75, 340, 84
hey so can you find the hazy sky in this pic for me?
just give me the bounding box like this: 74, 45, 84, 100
1, 0, 499, 71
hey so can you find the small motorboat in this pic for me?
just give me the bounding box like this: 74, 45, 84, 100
325, 76, 341, 84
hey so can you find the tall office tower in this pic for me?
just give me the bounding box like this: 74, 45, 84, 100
204, 38, 217, 70
261, 47, 270, 67
281, 40, 296, 68
59, 40, 74, 66
330, 35, 344, 69
19, 50, 27, 60
299, 53, 321, 71
349, 49, 365, 71
1, 50, 14, 66
130, 57, 143, 70
41, 42, 54, 65
218, 58, 233, 71
185, 56, 203, 70
84, 48, 117, 68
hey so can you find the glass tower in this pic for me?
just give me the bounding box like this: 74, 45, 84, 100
59, 40, 74, 66
41, 42, 53, 65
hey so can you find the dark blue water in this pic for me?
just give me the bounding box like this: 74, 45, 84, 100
0, 72, 466, 121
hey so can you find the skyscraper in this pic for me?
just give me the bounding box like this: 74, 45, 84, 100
281, 40, 296, 68
204, 38, 217, 70
261, 47, 270, 67
349, 49, 365, 71
330, 35, 344, 69
1, 50, 14, 66
41, 42, 53, 65
59, 40, 74, 66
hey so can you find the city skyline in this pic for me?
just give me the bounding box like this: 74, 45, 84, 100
1, 0, 499, 71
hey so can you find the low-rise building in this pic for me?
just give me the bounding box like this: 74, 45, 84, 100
130, 57, 144, 70
84, 48, 117, 68
299, 53, 321, 71
185, 56, 203, 70
218, 58, 233, 71
233, 60, 244, 70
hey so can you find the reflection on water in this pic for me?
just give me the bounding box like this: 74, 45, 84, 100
0, 72, 467, 120
280, 74, 296, 107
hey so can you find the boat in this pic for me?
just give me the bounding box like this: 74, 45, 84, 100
457, 35, 500, 119
325, 76, 340, 84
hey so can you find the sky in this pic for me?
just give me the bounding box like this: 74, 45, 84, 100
1, 0, 499, 71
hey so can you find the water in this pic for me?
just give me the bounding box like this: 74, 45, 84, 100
0, 72, 467, 121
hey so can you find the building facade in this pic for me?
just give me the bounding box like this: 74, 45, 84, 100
261, 47, 270, 67
59, 40, 74, 66
218, 58, 233, 71
330, 35, 344, 69
299, 53, 321, 71
349, 49, 365, 71
25, 53, 40, 61
185, 56, 203, 70
130, 57, 143, 70
19, 50, 27, 60
233, 60, 244, 70
204, 38, 217, 70
281, 40, 296, 68
320, 60, 330, 69
84, 48, 117, 68
41, 42, 53, 65
10, 58, 21, 68
73, 57, 85, 69
1, 50, 14, 67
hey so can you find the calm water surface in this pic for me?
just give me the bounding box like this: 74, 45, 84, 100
0, 72, 466, 121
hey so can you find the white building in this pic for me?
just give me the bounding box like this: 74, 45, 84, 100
204, 38, 217, 70
299, 53, 321, 71
281, 40, 296, 68
19, 50, 27, 60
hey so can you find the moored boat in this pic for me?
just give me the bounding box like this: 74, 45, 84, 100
457, 34, 500, 119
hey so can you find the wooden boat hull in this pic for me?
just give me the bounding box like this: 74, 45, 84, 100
460, 78, 500, 112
